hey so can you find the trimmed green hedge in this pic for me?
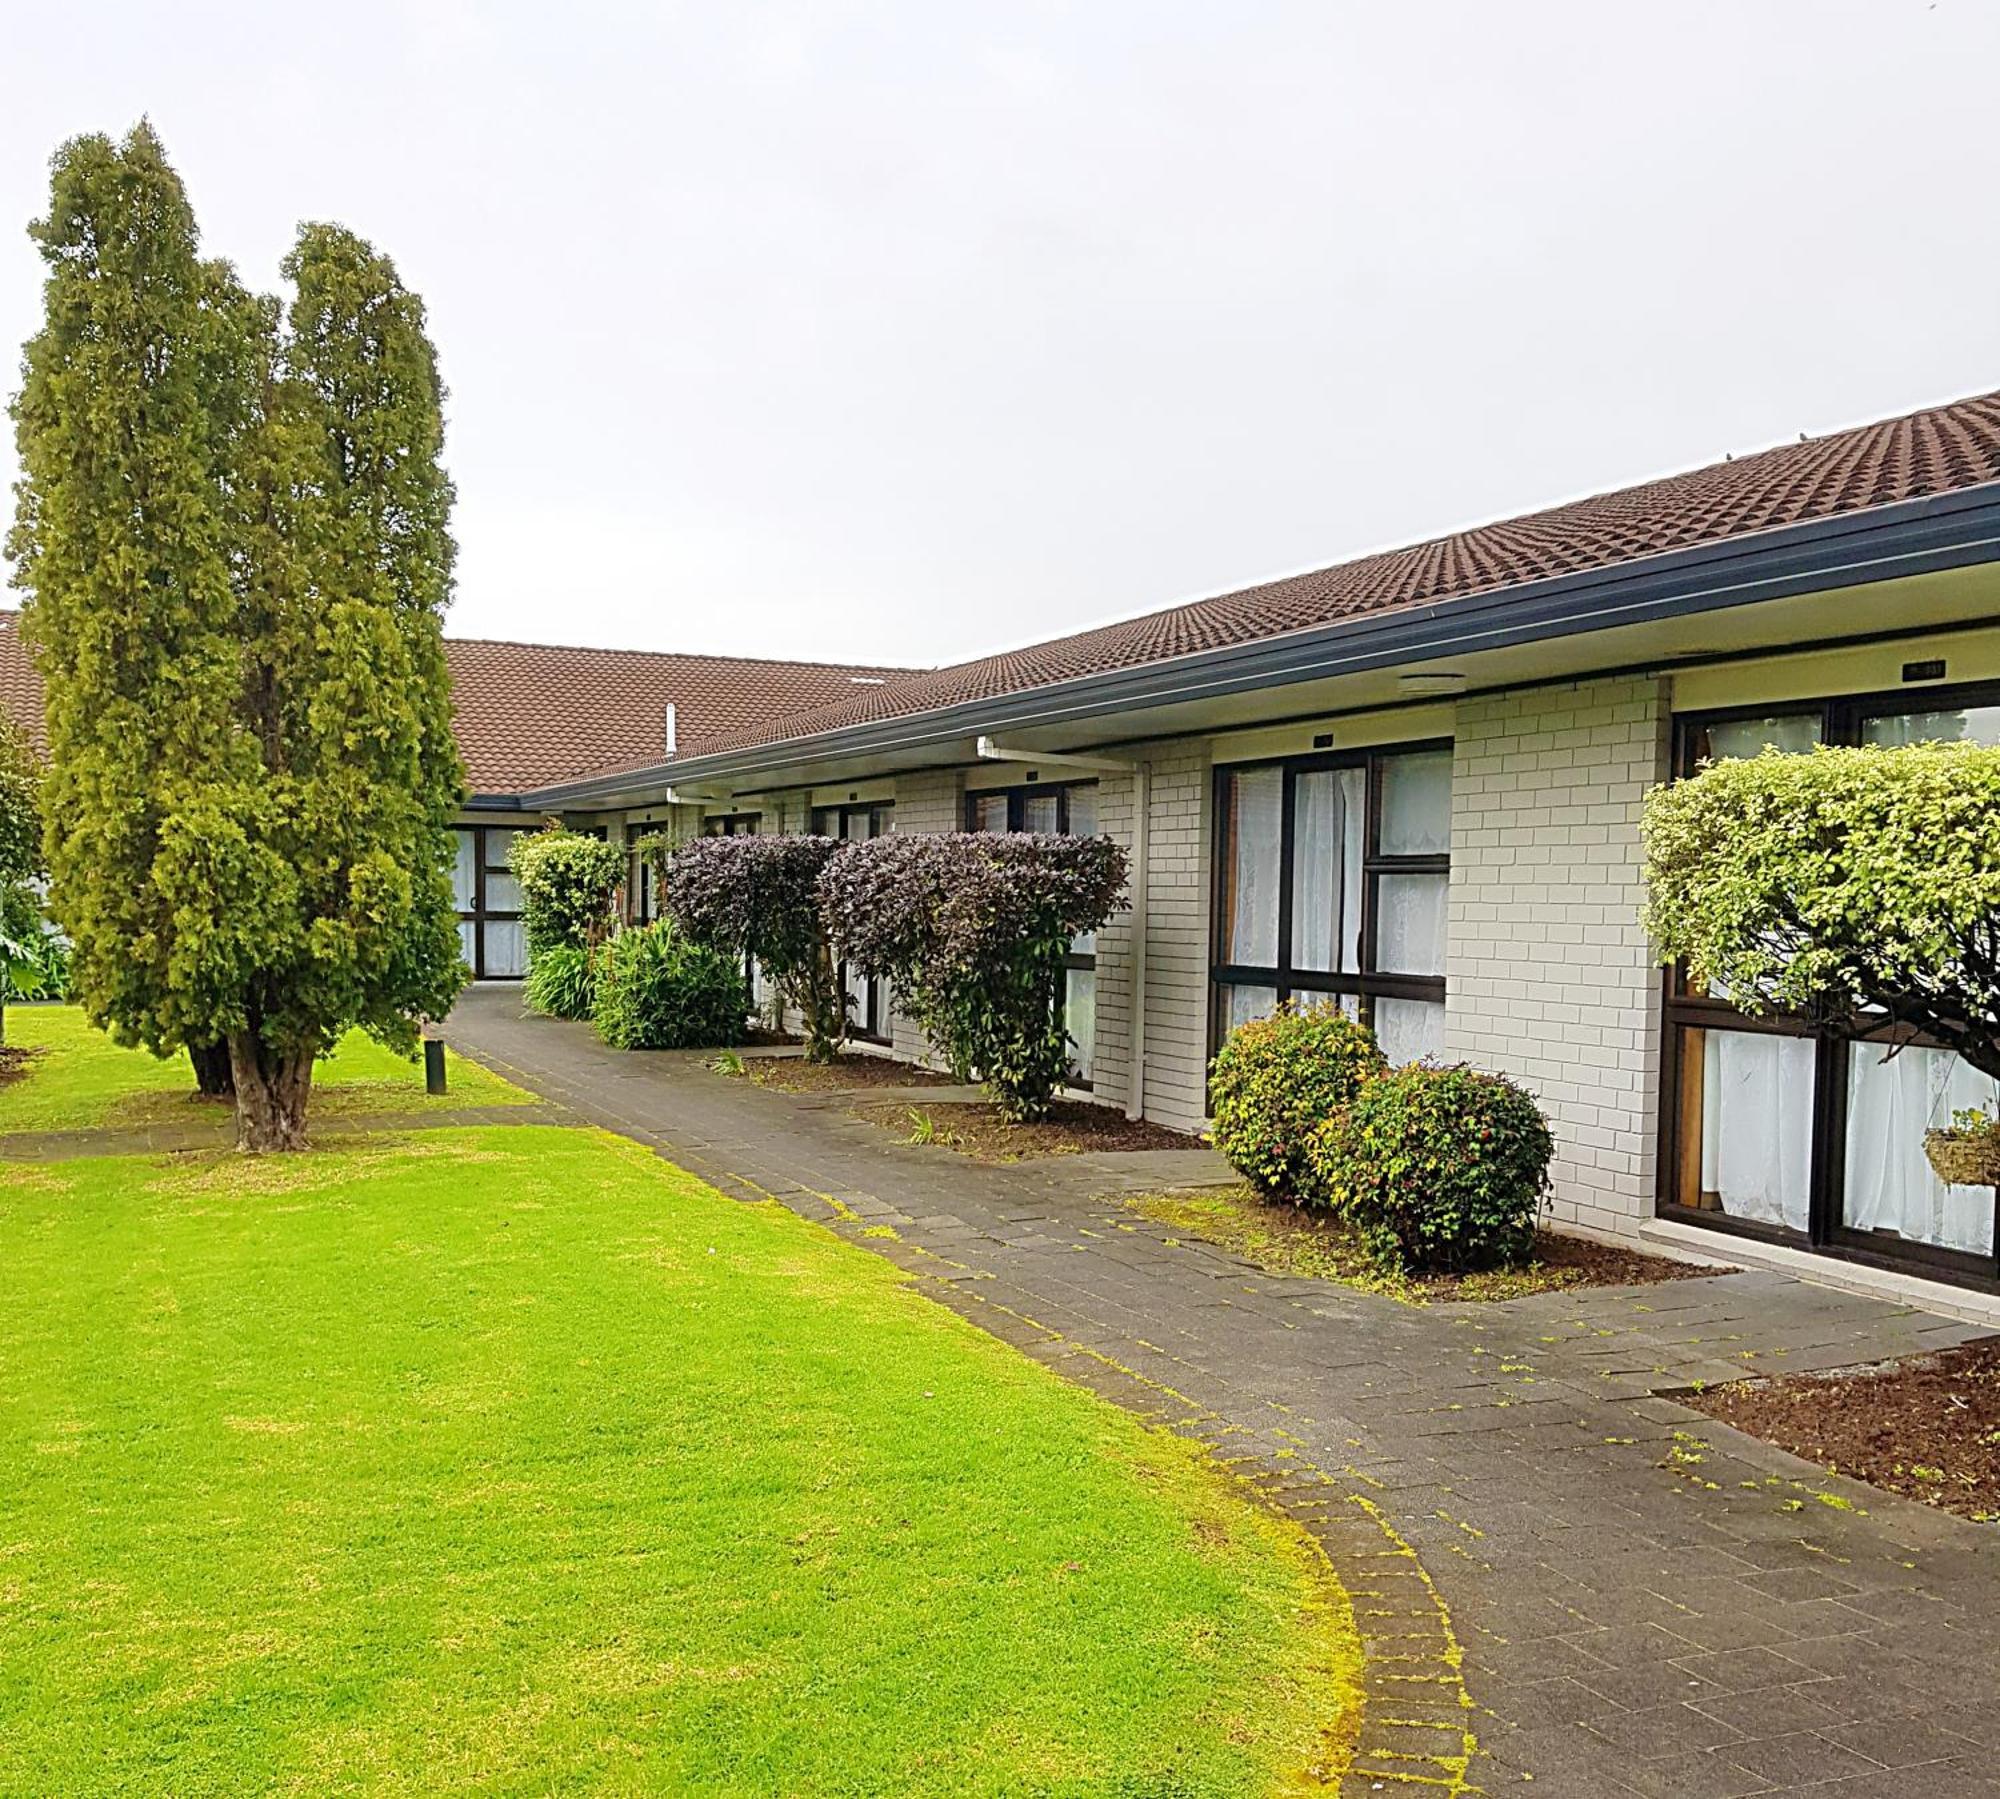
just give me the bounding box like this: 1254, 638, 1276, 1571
510, 830, 627, 959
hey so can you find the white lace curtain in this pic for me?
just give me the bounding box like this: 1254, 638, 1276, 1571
1699, 1029, 1997, 1256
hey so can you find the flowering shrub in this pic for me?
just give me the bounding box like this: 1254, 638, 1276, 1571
1643, 742, 2000, 1081
509, 829, 626, 960
1309, 1063, 1552, 1273
819, 832, 1127, 1120
591, 921, 746, 1051
663, 835, 847, 1061
1207, 1003, 1385, 1201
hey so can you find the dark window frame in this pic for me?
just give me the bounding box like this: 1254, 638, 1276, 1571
1659, 681, 2000, 1291
457, 823, 527, 981
1206, 740, 1452, 1062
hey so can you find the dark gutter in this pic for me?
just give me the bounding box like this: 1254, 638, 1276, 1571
524, 482, 2000, 807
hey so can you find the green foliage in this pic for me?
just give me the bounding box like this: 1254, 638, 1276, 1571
12, 928, 69, 1003
7, 125, 465, 1145
1310, 1064, 1553, 1273
0, 718, 38, 886
1206, 1003, 1387, 1200
0, 720, 47, 1036
0, 886, 50, 1010
663, 835, 847, 1061
820, 832, 1127, 1121
523, 944, 597, 1020
1642, 743, 2000, 1080
510, 830, 626, 959
591, 922, 746, 1051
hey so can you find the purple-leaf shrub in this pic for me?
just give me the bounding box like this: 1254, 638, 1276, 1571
818, 831, 1128, 1119
662, 834, 847, 1060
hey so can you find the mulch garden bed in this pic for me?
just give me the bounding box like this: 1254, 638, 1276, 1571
852, 1098, 1200, 1162
1684, 1337, 2000, 1523
743, 1054, 957, 1094
0, 1045, 43, 1090
1128, 1183, 1722, 1305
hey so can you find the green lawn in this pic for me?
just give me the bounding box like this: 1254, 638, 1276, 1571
0, 1120, 1358, 1793
0, 1005, 529, 1132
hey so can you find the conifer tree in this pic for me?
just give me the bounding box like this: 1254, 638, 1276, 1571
8, 123, 465, 1148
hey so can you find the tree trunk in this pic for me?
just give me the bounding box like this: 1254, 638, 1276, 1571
227, 1033, 313, 1151
797, 939, 846, 1064
189, 1037, 236, 1098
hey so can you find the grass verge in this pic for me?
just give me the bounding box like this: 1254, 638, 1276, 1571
0, 1004, 529, 1133
0, 1124, 1359, 1792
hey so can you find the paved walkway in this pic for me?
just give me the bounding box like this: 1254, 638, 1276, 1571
444, 986, 2000, 1798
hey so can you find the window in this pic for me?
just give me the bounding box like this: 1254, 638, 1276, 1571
627, 848, 654, 924
1662, 684, 2000, 1288
453, 824, 527, 979
812, 801, 895, 1042
964, 779, 1099, 1084
704, 812, 761, 837
1210, 743, 1451, 1062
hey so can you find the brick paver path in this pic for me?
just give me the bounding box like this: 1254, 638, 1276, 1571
444, 987, 2000, 1797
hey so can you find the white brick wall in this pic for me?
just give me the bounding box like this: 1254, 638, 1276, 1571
1079, 769, 1136, 1109
1444, 676, 1670, 1239
1134, 747, 1213, 1133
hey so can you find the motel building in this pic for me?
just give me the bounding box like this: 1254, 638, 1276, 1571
7, 387, 2000, 1315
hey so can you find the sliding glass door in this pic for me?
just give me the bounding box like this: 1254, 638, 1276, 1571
452, 825, 527, 978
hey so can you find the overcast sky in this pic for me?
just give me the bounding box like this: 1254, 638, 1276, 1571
4, 1, 1994, 668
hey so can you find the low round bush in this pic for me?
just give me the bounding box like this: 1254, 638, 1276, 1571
1310, 1063, 1553, 1274
592, 922, 747, 1051
1207, 1003, 1386, 1200
523, 944, 595, 1020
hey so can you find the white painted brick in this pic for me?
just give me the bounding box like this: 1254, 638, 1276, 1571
1445, 675, 1669, 1241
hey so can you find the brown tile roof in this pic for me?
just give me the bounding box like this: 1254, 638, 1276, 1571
439, 639, 914, 792
680, 387, 2000, 760
0, 615, 914, 794
7, 387, 1998, 789
0, 614, 45, 760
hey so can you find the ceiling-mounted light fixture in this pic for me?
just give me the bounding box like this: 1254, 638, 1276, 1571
1397, 671, 1468, 696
